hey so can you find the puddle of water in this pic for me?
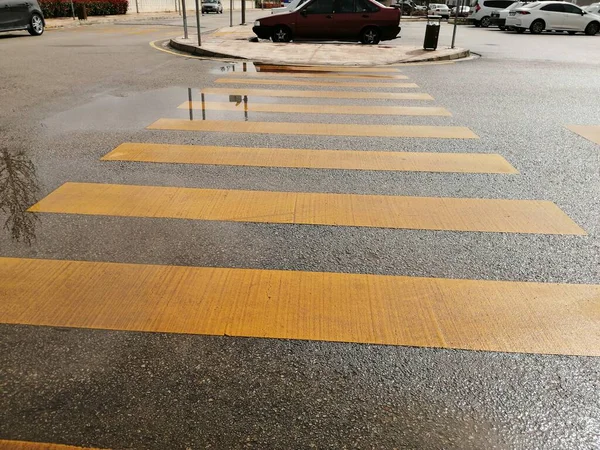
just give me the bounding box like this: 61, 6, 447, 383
213, 62, 358, 75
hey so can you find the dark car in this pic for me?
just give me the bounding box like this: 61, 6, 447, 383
0, 0, 45, 35
202, 0, 223, 13
253, 0, 400, 44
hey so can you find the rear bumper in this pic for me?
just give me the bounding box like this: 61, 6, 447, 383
381, 25, 401, 40
490, 17, 506, 26
253, 25, 273, 39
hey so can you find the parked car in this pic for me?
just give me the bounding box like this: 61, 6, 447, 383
272, 0, 310, 14
253, 0, 401, 44
491, 1, 530, 29
202, 0, 223, 13
392, 0, 426, 14
428, 3, 451, 18
451, 5, 471, 16
505, 1, 600, 34
585, 2, 599, 15
469, 0, 514, 27
0, 0, 44, 35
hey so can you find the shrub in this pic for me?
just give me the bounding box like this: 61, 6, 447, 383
39, 0, 128, 18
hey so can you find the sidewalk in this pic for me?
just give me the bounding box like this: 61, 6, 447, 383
170, 24, 470, 65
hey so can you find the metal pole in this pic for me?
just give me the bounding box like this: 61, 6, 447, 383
135, 0, 139, 13
194, 0, 202, 45
182, 0, 189, 38
241, 0, 245, 24
70, 0, 75, 19
230, 0, 233, 26
451, 0, 460, 48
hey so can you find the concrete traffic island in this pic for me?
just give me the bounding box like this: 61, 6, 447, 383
170, 25, 470, 65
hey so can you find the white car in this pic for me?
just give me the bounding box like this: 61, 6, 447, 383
271, 0, 309, 14
428, 3, 451, 18
469, 0, 515, 27
585, 2, 600, 15
451, 5, 471, 16
506, 1, 600, 34
491, 1, 531, 30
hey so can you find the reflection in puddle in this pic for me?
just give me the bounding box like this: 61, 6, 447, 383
187, 88, 251, 122
0, 147, 39, 244
216, 62, 351, 75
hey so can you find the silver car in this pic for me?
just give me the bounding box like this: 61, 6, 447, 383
0, 0, 45, 35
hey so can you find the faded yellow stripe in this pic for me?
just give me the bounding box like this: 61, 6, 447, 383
179, 101, 452, 117
216, 78, 419, 88
0, 440, 103, 450
103, 142, 518, 174
2, 258, 599, 356
28, 183, 585, 235
201, 87, 434, 100
567, 125, 600, 145
224, 72, 409, 80
148, 119, 479, 139
255, 64, 400, 73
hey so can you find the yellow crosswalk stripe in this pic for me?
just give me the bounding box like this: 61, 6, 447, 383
201, 87, 434, 100
2, 257, 599, 356
103, 142, 518, 174
566, 125, 600, 145
0, 440, 104, 450
255, 64, 401, 73
179, 101, 452, 117
215, 78, 419, 88
147, 119, 478, 139
223, 72, 410, 80
28, 183, 585, 235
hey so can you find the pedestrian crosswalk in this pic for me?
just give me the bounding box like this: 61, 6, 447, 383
4, 63, 598, 358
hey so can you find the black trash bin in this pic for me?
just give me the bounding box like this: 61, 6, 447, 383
77, 4, 87, 20
423, 15, 441, 50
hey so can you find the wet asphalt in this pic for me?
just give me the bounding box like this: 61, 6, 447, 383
1, 18, 599, 449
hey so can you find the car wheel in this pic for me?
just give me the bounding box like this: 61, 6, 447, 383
529, 19, 544, 34
516, 27, 525, 33
585, 21, 599, 35
360, 26, 381, 44
28, 13, 44, 36
499, 26, 505, 31
479, 16, 491, 27
568, 31, 577, 35
473, 20, 481, 27
272, 25, 292, 43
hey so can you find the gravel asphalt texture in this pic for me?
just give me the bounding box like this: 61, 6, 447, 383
0, 19, 599, 449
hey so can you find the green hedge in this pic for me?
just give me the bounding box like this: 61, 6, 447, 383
39, 0, 128, 18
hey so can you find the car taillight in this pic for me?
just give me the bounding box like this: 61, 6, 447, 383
517, 10, 530, 14
475, 3, 481, 12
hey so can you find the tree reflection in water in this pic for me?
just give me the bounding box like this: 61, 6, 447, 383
0, 146, 39, 244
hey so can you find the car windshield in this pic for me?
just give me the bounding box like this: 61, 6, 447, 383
522, 2, 539, 7
203, 0, 217, 3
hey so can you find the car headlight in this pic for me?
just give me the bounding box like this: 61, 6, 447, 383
254, 20, 261, 26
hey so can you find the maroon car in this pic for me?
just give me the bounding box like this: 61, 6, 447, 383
252, 0, 401, 44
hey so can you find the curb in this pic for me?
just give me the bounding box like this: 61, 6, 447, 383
45, 14, 182, 29
169, 38, 471, 65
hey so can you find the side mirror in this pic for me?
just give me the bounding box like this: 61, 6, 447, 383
300, 8, 308, 16
581, 10, 586, 15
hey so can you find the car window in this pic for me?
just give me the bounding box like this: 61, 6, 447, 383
334, 0, 355, 12
355, 0, 379, 11
304, 0, 335, 13
540, 3, 564, 12
562, 3, 581, 13
522, 2, 538, 7
484, 1, 513, 8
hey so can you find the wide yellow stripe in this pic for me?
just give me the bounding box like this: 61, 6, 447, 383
201, 87, 434, 100
28, 183, 585, 235
2, 258, 599, 356
103, 142, 519, 174
567, 125, 600, 145
179, 101, 452, 117
255, 64, 400, 73
147, 119, 479, 139
215, 78, 419, 88
224, 72, 409, 80
0, 440, 102, 450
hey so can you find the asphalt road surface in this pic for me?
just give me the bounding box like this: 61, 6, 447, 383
1, 16, 599, 450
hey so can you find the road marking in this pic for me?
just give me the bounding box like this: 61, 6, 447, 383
179, 101, 452, 116
0, 440, 103, 450
567, 125, 600, 145
215, 78, 419, 88
201, 87, 434, 100
149, 39, 207, 60
103, 143, 518, 174
222, 72, 409, 80
148, 119, 479, 139
2, 257, 599, 356
29, 183, 585, 235
255, 64, 401, 73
